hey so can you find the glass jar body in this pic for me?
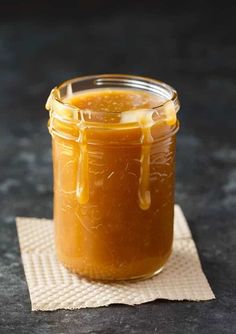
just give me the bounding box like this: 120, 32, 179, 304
47, 74, 180, 280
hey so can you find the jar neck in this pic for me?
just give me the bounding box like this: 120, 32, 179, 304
46, 74, 179, 118
46, 74, 180, 143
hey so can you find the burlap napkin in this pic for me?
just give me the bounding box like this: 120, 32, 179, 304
16, 205, 215, 311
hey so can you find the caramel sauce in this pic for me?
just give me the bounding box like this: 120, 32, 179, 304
49, 88, 178, 280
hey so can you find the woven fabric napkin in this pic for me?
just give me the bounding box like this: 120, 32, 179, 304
16, 205, 215, 311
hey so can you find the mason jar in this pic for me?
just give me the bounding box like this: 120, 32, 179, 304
46, 74, 180, 281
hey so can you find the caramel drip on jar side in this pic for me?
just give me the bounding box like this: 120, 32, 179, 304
138, 116, 153, 210
76, 124, 89, 204
137, 101, 177, 210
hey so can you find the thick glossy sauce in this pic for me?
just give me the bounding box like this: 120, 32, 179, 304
67, 88, 163, 113
50, 88, 177, 280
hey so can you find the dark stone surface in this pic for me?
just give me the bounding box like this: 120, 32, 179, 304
0, 2, 236, 333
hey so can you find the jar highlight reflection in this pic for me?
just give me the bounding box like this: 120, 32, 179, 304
46, 74, 180, 280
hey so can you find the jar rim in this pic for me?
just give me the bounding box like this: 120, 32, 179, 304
46, 74, 180, 117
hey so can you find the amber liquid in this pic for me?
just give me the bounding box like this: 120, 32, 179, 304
51, 88, 177, 280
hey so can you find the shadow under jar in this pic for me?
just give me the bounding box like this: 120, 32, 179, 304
46, 74, 180, 281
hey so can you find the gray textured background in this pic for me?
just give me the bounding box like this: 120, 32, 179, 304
0, 1, 235, 333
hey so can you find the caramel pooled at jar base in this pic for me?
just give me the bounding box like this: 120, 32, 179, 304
46, 75, 180, 281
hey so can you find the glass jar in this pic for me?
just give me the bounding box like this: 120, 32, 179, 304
46, 74, 180, 281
